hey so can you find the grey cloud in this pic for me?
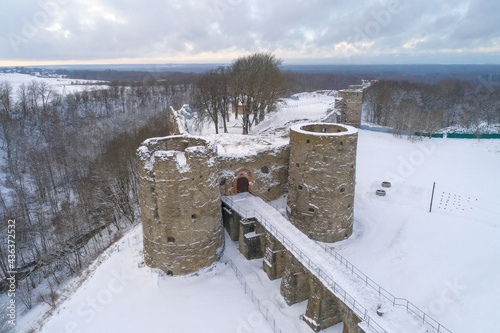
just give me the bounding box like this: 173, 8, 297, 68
0, 0, 498, 64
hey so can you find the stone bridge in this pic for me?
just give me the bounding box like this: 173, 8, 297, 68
222, 193, 452, 333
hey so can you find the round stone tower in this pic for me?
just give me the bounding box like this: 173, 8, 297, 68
137, 135, 223, 275
337, 88, 363, 128
286, 123, 358, 243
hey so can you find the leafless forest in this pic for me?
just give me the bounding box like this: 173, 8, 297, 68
363, 79, 500, 136
0, 78, 190, 317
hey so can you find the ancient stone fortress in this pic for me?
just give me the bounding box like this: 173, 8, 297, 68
137, 136, 223, 275
287, 123, 358, 243
137, 84, 379, 332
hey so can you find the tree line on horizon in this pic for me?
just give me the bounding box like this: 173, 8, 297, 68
363, 79, 500, 137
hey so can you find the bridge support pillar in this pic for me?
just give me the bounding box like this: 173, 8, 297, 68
303, 276, 343, 332
222, 204, 240, 241
304, 276, 364, 333
280, 251, 310, 305
238, 218, 264, 260
263, 231, 286, 280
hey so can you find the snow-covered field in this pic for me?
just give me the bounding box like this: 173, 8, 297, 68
17, 92, 500, 333
0, 73, 105, 96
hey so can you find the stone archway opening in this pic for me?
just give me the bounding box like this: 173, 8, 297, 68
233, 169, 252, 194
236, 176, 249, 193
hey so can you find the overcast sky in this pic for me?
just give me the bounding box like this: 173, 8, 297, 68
1, 0, 499, 66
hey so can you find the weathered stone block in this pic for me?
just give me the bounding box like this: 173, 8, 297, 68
138, 135, 223, 276
303, 276, 364, 333
304, 277, 343, 332
280, 251, 310, 305
263, 231, 286, 280
337, 89, 363, 129
222, 204, 240, 241
287, 123, 358, 243
238, 218, 264, 260
218, 145, 290, 201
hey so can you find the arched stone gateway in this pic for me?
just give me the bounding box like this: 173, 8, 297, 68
237, 177, 249, 193
233, 169, 252, 194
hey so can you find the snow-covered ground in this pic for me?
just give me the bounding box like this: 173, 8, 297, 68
16, 91, 500, 333
341, 130, 500, 333
0, 73, 105, 96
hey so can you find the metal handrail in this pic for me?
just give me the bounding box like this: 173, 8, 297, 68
222, 194, 452, 333
222, 195, 387, 333
225, 259, 285, 333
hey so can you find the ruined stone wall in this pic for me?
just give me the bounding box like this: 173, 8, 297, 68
168, 106, 188, 135
287, 123, 358, 243
337, 89, 363, 128
218, 144, 290, 201
138, 135, 223, 275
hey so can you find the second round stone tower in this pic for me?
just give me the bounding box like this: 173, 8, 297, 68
287, 123, 358, 243
138, 135, 223, 275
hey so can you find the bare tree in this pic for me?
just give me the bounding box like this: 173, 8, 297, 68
193, 67, 230, 134
231, 52, 288, 134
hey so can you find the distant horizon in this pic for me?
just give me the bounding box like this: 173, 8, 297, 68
3, 62, 500, 69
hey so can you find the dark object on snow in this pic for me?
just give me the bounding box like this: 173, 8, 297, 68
377, 304, 384, 316
381, 181, 391, 188
376, 189, 386, 196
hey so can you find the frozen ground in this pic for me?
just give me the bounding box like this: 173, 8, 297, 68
32, 227, 275, 333
0, 73, 105, 96
16, 92, 500, 333
339, 130, 500, 333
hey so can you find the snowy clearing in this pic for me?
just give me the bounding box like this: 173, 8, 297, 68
17, 91, 500, 333
0, 73, 105, 97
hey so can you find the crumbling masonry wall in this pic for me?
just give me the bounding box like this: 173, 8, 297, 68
138, 135, 223, 275
218, 145, 290, 201
287, 123, 358, 243
337, 89, 363, 128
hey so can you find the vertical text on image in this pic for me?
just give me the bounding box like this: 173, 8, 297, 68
6, 219, 17, 326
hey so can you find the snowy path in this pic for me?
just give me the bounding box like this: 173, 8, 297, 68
222, 193, 451, 333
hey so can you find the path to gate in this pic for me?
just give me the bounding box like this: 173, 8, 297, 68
222, 193, 452, 333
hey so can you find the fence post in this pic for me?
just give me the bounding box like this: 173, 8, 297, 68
429, 182, 436, 213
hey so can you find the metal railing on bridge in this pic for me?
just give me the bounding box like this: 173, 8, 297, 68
225, 259, 285, 333
221, 194, 452, 333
